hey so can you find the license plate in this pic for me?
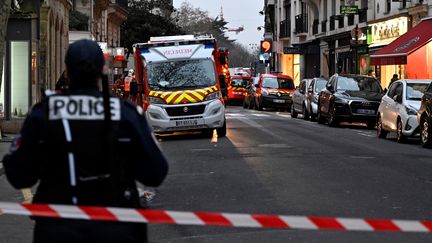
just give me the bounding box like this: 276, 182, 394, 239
175, 120, 198, 127
273, 99, 285, 103
356, 109, 375, 115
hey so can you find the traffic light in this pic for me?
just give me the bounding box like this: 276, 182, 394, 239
260, 39, 272, 54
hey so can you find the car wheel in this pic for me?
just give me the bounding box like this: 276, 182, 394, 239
421, 116, 432, 148
309, 105, 316, 121
243, 99, 248, 109
302, 104, 310, 121
217, 119, 227, 137
258, 99, 263, 111
291, 105, 298, 118
376, 115, 388, 139
366, 121, 376, 129
396, 118, 407, 143
317, 104, 325, 124
327, 104, 338, 127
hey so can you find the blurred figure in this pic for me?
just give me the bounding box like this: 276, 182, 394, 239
389, 74, 399, 87
3, 39, 168, 243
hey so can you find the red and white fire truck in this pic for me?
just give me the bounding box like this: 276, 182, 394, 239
133, 35, 227, 136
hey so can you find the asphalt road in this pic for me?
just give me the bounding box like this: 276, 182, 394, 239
2, 106, 432, 242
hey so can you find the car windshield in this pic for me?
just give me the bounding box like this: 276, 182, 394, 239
315, 79, 327, 92
336, 76, 382, 93
262, 77, 295, 89
146, 59, 216, 90
406, 82, 429, 100
231, 78, 248, 87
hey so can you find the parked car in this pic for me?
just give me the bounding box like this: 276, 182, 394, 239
377, 79, 431, 143
305, 78, 328, 120
417, 82, 432, 147
254, 73, 295, 111
243, 76, 259, 109
291, 79, 312, 119
227, 75, 251, 105
317, 74, 383, 128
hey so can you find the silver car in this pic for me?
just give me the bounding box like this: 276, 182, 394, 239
291, 79, 312, 119
305, 78, 327, 121
377, 79, 432, 142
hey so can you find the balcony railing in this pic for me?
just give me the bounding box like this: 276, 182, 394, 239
321, 20, 327, 32
358, 8, 367, 23
348, 14, 354, 26
279, 19, 291, 38
312, 19, 319, 34
338, 15, 344, 28
295, 14, 308, 34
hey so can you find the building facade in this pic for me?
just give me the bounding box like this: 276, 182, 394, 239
264, 0, 432, 87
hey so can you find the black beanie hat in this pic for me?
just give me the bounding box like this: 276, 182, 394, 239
65, 39, 105, 89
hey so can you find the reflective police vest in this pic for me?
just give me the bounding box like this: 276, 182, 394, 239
124, 76, 132, 92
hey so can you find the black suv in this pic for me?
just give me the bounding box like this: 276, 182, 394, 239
417, 82, 432, 147
317, 74, 383, 128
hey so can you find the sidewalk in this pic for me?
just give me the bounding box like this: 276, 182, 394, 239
0, 134, 14, 176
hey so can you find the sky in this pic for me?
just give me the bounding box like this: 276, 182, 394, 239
173, 0, 265, 51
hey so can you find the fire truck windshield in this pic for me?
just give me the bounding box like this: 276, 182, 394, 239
146, 59, 216, 90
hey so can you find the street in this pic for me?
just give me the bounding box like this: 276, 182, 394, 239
2, 106, 432, 242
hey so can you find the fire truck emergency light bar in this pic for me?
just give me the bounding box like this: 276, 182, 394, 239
133, 35, 216, 49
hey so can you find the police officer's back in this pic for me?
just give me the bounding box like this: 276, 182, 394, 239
3, 40, 168, 243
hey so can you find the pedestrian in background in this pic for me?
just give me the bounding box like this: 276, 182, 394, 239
389, 74, 399, 87
367, 69, 375, 78
3, 39, 168, 243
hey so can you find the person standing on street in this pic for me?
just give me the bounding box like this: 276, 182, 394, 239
389, 74, 399, 87
3, 39, 169, 243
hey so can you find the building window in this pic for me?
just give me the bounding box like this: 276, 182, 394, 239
11, 41, 29, 118
386, 0, 391, 13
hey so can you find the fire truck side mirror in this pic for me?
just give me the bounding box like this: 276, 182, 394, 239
219, 56, 227, 65
219, 75, 227, 88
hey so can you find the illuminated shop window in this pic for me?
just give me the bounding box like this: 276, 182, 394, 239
11, 41, 29, 118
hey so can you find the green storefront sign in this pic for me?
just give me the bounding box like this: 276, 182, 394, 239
340, 5, 358, 14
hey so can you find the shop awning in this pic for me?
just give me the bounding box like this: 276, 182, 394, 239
370, 17, 432, 65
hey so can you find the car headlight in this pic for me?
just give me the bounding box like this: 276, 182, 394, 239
262, 90, 269, 96
148, 97, 165, 104
205, 91, 221, 101
405, 105, 418, 115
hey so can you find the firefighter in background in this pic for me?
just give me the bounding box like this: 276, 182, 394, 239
124, 69, 134, 99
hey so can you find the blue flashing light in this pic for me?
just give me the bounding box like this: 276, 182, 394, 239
204, 44, 214, 49
141, 49, 150, 54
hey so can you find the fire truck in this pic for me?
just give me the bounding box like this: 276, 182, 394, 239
133, 35, 227, 136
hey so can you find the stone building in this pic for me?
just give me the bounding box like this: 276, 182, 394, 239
264, 0, 432, 87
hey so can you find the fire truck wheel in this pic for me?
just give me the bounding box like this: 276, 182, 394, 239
217, 119, 227, 137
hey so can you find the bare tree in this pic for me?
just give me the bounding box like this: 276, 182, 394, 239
0, 0, 12, 93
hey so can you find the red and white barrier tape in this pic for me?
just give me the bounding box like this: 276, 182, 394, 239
1, 202, 432, 233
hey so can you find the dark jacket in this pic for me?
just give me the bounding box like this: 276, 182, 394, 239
3, 88, 168, 243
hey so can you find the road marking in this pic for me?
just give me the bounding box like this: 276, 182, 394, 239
21, 189, 33, 203
236, 117, 263, 128
251, 113, 270, 117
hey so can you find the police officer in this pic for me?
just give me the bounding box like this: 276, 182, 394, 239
3, 39, 168, 243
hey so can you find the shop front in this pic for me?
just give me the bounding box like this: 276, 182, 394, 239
368, 16, 410, 88
280, 46, 301, 85
1, 15, 39, 121
371, 17, 432, 87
